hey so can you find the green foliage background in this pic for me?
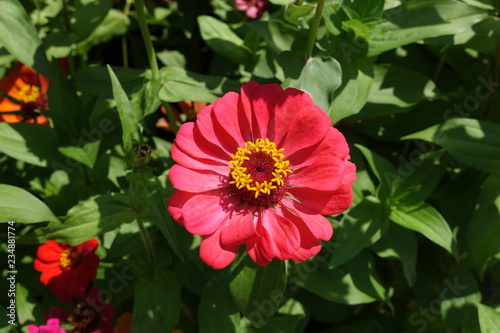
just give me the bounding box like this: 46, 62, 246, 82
1, 0, 500, 332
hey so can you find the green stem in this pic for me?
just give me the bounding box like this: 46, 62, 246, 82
162, 102, 180, 133
136, 216, 156, 263
121, 0, 133, 68
304, 0, 325, 60
133, 0, 159, 78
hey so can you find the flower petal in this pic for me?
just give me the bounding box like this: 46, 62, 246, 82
174, 122, 228, 164
169, 164, 228, 193
200, 227, 239, 269
212, 91, 250, 143
171, 144, 228, 174
220, 211, 259, 247
36, 240, 64, 263
289, 156, 346, 192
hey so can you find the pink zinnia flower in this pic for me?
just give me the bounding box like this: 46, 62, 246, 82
167, 81, 356, 269
47, 287, 115, 333
235, 0, 269, 19
27, 318, 67, 333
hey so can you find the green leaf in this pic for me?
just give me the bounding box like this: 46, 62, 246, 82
329, 197, 388, 269
371, 224, 418, 286
403, 118, 500, 175
107, 65, 143, 155
158, 66, 240, 103
467, 175, 500, 277
70, 0, 112, 39
284, 4, 315, 25
198, 15, 252, 64
229, 255, 286, 328
254, 315, 303, 333
58, 140, 100, 169
366, 64, 438, 110
478, 304, 500, 333
355, 144, 398, 200
295, 251, 387, 305
132, 270, 181, 333
366, 0, 487, 56
0, 122, 62, 167
0, 184, 59, 224
328, 56, 374, 123
279, 52, 342, 114
389, 203, 458, 259
19, 193, 134, 245
0, 0, 51, 77
199, 280, 242, 333
349, 0, 385, 18
127, 167, 183, 260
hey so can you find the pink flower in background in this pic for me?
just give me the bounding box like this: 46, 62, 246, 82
27, 318, 67, 333
167, 81, 356, 269
235, 0, 269, 19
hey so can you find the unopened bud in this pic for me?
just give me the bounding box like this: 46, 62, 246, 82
131, 144, 152, 167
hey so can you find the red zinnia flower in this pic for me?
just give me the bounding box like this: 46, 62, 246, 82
167, 81, 356, 269
34, 239, 100, 296
235, 0, 269, 19
0, 62, 49, 125
113, 313, 131, 333
47, 287, 115, 333
27, 318, 67, 333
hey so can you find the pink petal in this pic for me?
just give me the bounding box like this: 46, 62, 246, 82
211, 92, 249, 145
239, 81, 261, 140
247, 83, 283, 140
246, 239, 273, 266
169, 164, 228, 193
286, 184, 353, 216
200, 227, 239, 269
220, 211, 259, 247
288, 156, 346, 192
273, 88, 314, 143
170, 144, 228, 174
167, 191, 195, 225
181, 190, 236, 236
261, 210, 301, 260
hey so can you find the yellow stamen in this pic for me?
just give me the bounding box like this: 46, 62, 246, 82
18, 85, 41, 103
228, 138, 293, 198
60, 248, 80, 268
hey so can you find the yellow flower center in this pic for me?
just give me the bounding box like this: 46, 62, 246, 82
18, 85, 40, 103
60, 247, 81, 268
229, 138, 293, 204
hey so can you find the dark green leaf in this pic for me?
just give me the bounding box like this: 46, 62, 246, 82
58, 140, 100, 169
199, 280, 242, 333
284, 4, 315, 25
229, 255, 286, 328
478, 303, 500, 333
0, 184, 59, 224
0, 0, 51, 76
132, 270, 181, 333
329, 196, 388, 269
70, 0, 112, 39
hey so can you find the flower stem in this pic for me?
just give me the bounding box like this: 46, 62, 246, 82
136, 217, 156, 263
133, 0, 159, 78
305, 0, 325, 60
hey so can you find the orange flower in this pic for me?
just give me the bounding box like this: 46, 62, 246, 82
0, 62, 49, 125
114, 312, 131, 333
156, 100, 209, 132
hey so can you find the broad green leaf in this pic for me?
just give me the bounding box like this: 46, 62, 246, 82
70, 0, 112, 39
349, 0, 385, 18
158, 66, 240, 103
254, 315, 303, 333
329, 197, 388, 269
284, 4, 315, 25
355, 144, 398, 200
58, 140, 100, 169
366, 0, 487, 56
74, 66, 145, 98
199, 280, 242, 333
403, 118, 500, 175
478, 304, 500, 333
279, 52, 342, 114
329, 56, 374, 123
389, 203, 458, 259
229, 255, 286, 328
127, 167, 183, 260
14, 284, 35, 324
365, 64, 438, 112
0, 122, 62, 167
467, 175, 500, 277
19, 193, 134, 245
132, 270, 180, 333
371, 224, 418, 286
107, 65, 143, 155
43, 31, 79, 59
198, 15, 252, 64
247, 20, 299, 55
295, 251, 387, 305
0, 184, 59, 224
0, 0, 51, 77
441, 267, 481, 333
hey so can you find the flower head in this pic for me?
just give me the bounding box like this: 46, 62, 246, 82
113, 313, 131, 333
235, 0, 269, 19
0, 62, 49, 124
47, 287, 115, 333
167, 81, 356, 269
34, 239, 100, 296
27, 318, 67, 333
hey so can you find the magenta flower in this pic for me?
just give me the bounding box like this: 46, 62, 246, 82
27, 318, 67, 333
235, 0, 269, 19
